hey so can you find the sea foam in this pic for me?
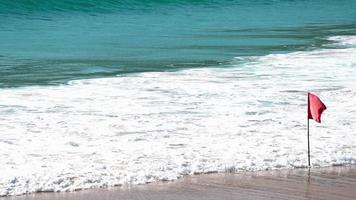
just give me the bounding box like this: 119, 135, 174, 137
0, 36, 356, 196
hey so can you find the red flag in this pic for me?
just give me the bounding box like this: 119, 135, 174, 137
308, 92, 327, 123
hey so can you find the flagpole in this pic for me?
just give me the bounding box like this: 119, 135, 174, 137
307, 93, 311, 168
307, 115, 310, 167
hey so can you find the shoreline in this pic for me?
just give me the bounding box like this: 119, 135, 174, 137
5, 165, 356, 200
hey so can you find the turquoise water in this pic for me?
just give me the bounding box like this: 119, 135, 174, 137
1, 0, 356, 87
2, 1, 356, 196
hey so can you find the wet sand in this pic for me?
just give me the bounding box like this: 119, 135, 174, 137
5, 166, 356, 200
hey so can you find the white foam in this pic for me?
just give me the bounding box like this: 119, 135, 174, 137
328, 35, 356, 46
1, 36, 356, 196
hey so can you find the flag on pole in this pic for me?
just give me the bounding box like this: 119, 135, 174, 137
308, 92, 327, 123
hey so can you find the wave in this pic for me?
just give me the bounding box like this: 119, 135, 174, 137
0, 0, 235, 14
0, 35, 356, 196
1, 0, 334, 15
328, 36, 356, 47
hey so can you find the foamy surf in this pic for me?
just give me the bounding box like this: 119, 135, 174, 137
328, 36, 356, 47
0, 36, 356, 196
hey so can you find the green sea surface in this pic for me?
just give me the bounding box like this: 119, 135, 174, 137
0, 0, 356, 87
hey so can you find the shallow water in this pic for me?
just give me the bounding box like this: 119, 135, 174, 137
1, 36, 356, 196
1, 0, 356, 196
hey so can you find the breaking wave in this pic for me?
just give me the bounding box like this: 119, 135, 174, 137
0, 36, 356, 196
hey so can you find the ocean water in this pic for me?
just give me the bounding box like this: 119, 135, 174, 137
1, 0, 356, 196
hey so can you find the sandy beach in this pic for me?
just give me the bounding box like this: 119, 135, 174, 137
5, 165, 356, 200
